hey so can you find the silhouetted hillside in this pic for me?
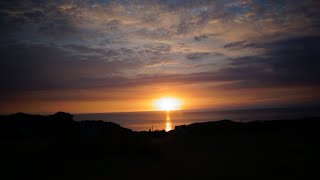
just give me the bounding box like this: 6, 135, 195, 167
0, 112, 132, 138
1, 112, 319, 180
173, 117, 320, 136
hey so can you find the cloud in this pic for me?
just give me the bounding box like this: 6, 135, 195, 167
194, 35, 208, 41
186, 52, 211, 60
219, 36, 320, 88
4, 34, 318, 95
1, 0, 320, 107
0, 44, 144, 93
224, 41, 247, 49
63, 44, 106, 55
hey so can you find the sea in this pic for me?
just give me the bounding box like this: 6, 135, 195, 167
74, 107, 320, 131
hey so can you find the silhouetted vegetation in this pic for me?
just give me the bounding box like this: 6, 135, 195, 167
1, 112, 319, 179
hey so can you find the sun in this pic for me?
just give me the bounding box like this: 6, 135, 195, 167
154, 97, 181, 111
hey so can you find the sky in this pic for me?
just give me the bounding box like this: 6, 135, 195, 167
1, 0, 320, 114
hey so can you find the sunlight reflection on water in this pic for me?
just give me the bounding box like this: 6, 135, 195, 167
165, 111, 172, 131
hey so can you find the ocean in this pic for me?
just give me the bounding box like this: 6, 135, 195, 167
74, 107, 320, 131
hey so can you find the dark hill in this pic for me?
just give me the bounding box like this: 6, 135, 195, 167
0, 112, 132, 138
173, 117, 320, 136
0, 112, 319, 180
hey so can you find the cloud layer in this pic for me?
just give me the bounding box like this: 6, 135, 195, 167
1, 0, 320, 112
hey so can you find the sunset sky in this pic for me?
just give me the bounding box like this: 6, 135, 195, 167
1, 0, 320, 113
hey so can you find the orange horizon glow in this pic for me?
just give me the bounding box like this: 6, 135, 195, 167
1, 84, 319, 114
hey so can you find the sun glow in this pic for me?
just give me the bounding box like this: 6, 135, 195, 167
154, 97, 182, 111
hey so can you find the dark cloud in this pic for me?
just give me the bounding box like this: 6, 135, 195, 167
2, 35, 319, 99
0, 44, 144, 95
186, 52, 211, 60
22, 10, 47, 23
136, 45, 171, 56
194, 35, 208, 41
224, 41, 247, 49
176, 6, 217, 35
64, 44, 139, 59
104, 35, 319, 89
63, 44, 106, 55
186, 52, 226, 61
220, 36, 320, 88
104, 19, 122, 32
135, 27, 172, 39
38, 20, 77, 38
0, 0, 81, 39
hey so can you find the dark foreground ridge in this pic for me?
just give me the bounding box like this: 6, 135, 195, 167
1, 112, 320, 180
